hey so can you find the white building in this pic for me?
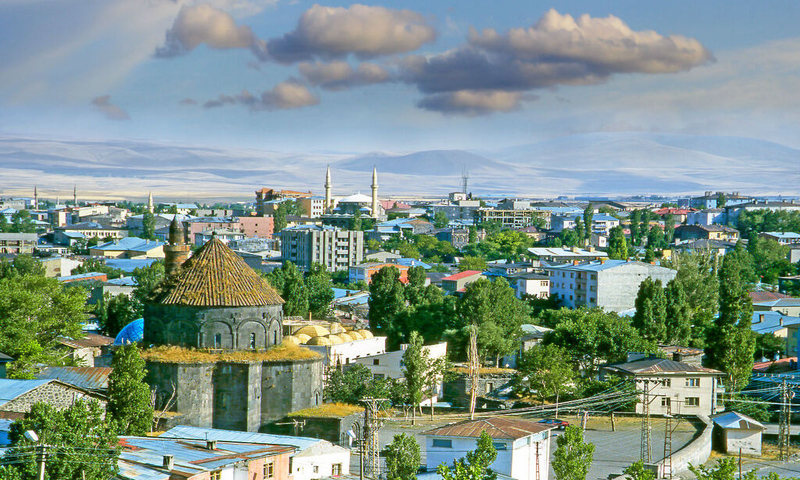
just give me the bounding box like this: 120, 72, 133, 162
712, 412, 765, 456
601, 356, 724, 417
507, 272, 550, 299
545, 260, 677, 312
280, 225, 365, 272
423, 417, 553, 480
686, 209, 726, 226
352, 342, 447, 405
161, 425, 351, 480
527, 246, 608, 265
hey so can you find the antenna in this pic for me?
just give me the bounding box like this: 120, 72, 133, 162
461, 168, 469, 195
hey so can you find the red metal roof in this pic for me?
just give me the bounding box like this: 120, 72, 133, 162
423, 416, 552, 440
442, 270, 483, 281
749, 291, 792, 303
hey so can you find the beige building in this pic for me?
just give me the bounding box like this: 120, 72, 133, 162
280, 225, 364, 272
441, 270, 484, 294
0, 233, 38, 254
602, 356, 724, 417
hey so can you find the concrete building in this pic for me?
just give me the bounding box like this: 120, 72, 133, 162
161, 425, 351, 480
686, 208, 726, 226
684, 191, 753, 210
37, 255, 83, 278
89, 237, 165, 259
753, 298, 800, 317
675, 224, 740, 242
750, 311, 800, 357
441, 270, 484, 294
551, 213, 620, 235
348, 262, 409, 285
545, 260, 677, 312
760, 231, 800, 246
299, 196, 327, 218
194, 228, 246, 246
423, 417, 553, 480
291, 327, 387, 367
476, 208, 548, 229
56, 333, 114, 367
0, 233, 38, 254
601, 356, 724, 417
528, 246, 608, 265
712, 412, 765, 456
280, 225, 364, 272
725, 200, 800, 223
369, 217, 434, 242
502, 324, 552, 368
507, 272, 551, 299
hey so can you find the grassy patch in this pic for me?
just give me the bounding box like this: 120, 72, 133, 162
142, 343, 320, 364
451, 367, 516, 375
288, 403, 364, 418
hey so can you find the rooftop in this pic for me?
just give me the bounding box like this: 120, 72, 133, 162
528, 247, 608, 258
36, 366, 111, 392
287, 403, 363, 419
423, 416, 552, 440
442, 270, 483, 281
141, 344, 320, 364
160, 425, 332, 454
604, 357, 722, 375
93, 237, 164, 252
712, 412, 765, 431
149, 236, 284, 307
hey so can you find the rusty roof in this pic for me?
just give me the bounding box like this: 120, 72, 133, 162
36, 366, 111, 392
604, 358, 721, 375
422, 416, 551, 440
56, 333, 114, 349
150, 236, 284, 307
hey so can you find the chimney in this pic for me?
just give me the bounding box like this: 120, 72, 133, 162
780, 317, 784, 326
600, 258, 607, 264
587, 246, 596, 252
163, 455, 174, 470
758, 314, 765, 323
672, 352, 683, 362
573, 260, 580, 265
571, 246, 580, 253
206, 440, 218, 450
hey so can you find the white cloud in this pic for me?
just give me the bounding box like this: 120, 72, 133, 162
417, 90, 527, 115
204, 80, 318, 110
155, 4, 257, 57
91, 95, 130, 120
298, 61, 390, 90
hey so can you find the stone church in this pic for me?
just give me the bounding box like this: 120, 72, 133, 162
144, 217, 324, 431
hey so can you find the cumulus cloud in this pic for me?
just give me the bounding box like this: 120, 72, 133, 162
267, 4, 436, 63
155, 4, 257, 57
203, 80, 319, 110
401, 9, 713, 115
91, 95, 130, 120
298, 61, 390, 90
417, 90, 529, 116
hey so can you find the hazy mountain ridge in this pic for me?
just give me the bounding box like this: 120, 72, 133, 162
0, 132, 797, 200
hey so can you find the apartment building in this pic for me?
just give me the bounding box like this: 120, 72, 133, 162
280, 225, 364, 272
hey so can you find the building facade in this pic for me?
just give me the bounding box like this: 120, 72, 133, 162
280, 225, 364, 272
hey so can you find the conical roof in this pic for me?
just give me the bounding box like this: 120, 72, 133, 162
150, 237, 284, 307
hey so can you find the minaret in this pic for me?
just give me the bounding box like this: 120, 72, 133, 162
73, 185, 77, 207
164, 215, 191, 277
371, 166, 379, 219
147, 192, 154, 213
324, 166, 332, 213
33, 186, 38, 210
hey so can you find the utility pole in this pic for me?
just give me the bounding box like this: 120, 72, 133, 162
468, 324, 479, 420
36, 444, 46, 480
640, 379, 652, 463
360, 397, 388, 478
779, 379, 791, 460
663, 401, 673, 480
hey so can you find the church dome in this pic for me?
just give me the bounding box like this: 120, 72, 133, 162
338, 193, 373, 204
296, 325, 330, 337
358, 329, 374, 339
149, 237, 284, 307
115, 318, 144, 345
347, 331, 364, 341
328, 323, 345, 334
326, 335, 344, 345
295, 333, 312, 344
283, 336, 301, 345
306, 336, 332, 346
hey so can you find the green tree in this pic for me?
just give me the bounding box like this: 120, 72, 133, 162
552, 425, 595, 480
352, 209, 363, 230
662, 251, 719, 347
755, 332, 785, 360
107, 343, 154, 435
405, 266, 428, 307
10, 210, 37, 233
583, 206, 594, 241
458, 278, 528, 366
0, 254, 46, 279
623, 460, 655, 480
434, 210, 449, 229
402, 331, 428, 424
305, 263, 334, 318
689, 458, 746, 480
141, 211, 156, 240
0, 275, 88, 378
280, 261, 309, 317
274, 204, 288, 231
468, 226, 478, 244
629, 210, 641, 246
71, 258, 125, 280
716, 192, 727, 208
663, 214, 676, 245
459, 256, 487, 272
6, 400, 120, 480
131, 261, 165, 308
368, 266, 407, 337
514, 344, 575, 405
385, 433, 421, 480
664, 279, 692, 346
95, 293, 140, 337
437, 430, 497, 480
748, 237, 792, 284
607, 226, 628, 260
632, 278, 667, 342
324, 364, 398, 404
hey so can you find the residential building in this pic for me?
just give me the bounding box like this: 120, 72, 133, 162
686, 209, 726, 226
427, 202, 481, 223
299, 196, 327, 218
683, 191, 753, 209
753, 297, 800, 317
750, 311, 800, 357
89, 237, 165, 258
280, 225, 364, 272
485, 262, 532, 277
712, 412, 765, 456
545, 260, 677, 312
601, 356, 724, 416
369, 217, 434, 242
502, 324, 552, 368
515, 225, 547, 242
423, 417, 553, 480
256, 187, 313, 216
670, 239, 737, 257
441, 270, 484, 294
194, 228, 246, 246
56, 333, 114, 367
674, 224, 740, 242
0, 379, 107, 416
528, 246, 608, 265
0, 233, 38, 254
550, 213, 620, 235
348, 262, 409, 285
476, 208, 548, 229
37, 255, 82, 278
161, 425, 351, 480
725, 200, 800, 223
117, 435, 294, 480
651, 207, 694, 223
433, 227, 474, 249
53, 222, 127, 245
760, 231, 800, 246
35, 366, 111, 394
507, 272, 550, 299
186, 216, 274, 239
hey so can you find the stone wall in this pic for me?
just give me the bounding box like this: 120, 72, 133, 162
270, 412, 363, 445
2, 381, 107, 413
146, 356, 324, 432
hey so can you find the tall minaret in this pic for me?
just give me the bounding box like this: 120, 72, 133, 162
147, 192, 154, 213
33, 186, 38, 210
73, 185, 77, 207
371, 166, 379, 219
324, 165, 332, 213
164, 215, 190, 277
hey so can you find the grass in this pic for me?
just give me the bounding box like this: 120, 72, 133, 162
141, 343, 321, 364
450, 367, 516, 375
288, 403, 364, 418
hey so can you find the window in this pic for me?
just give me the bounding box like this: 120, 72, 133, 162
662, 379, 671, 387
313, 466, 320, 474
661, 397, 671, 407
210, 471, 221, 480
373, 359, 380, 365
373, 373, 385, 380
686, 378, 700, 387
432, 439, 452, 448
250, 333, 256, 349
685, 397, 700, 407
264, 461, 275, 479
332, 464, 343, 475
214, 333, 222, 348
492, 442, 507, 450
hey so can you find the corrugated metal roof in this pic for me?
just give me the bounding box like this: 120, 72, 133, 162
0, 379, 51, 407
161, 425, 322, 452
423, 416, 551, 440
713, 412, 765, 430
36, 366, 111, 391
442, 270, 483, 281
604, 358, 721, 375
56, 333, 114, 349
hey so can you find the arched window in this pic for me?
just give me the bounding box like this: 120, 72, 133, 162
250, 333, 256, 350
214, 333, 221, 349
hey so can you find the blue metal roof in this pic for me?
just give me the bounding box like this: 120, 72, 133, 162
58, 272, 108, 281
0, 379, 51, 407
0, 419, 12, 446
107, 277, 137, 286
751, 311, 800, 335
395, 258, 432, 269
161, 425, 321, 452
547, 259, 630, 272
105, 258, 158, 272
94, 237, 164, 252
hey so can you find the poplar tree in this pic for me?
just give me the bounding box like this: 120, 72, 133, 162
632, 278, 667, 343
607, 226, 628, 260
368, 266, 406, 337
553, 425, 595, 480
665, 279, 692, 346
402, 331, 428, 425
385, 433, 421, 480
107, 343, 154, 435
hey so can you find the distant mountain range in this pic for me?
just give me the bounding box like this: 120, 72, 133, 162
0, 132, 798, 201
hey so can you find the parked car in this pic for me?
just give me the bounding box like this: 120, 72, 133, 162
537, 418, 569, 429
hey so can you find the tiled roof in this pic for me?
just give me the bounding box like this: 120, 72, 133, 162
423, 416, 551, 440
749, 291, 792, 302
604, 358, 721, 375
150, 236, 284, 307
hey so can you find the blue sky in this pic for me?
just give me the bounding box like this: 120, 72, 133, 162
2, 0, 800, 153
